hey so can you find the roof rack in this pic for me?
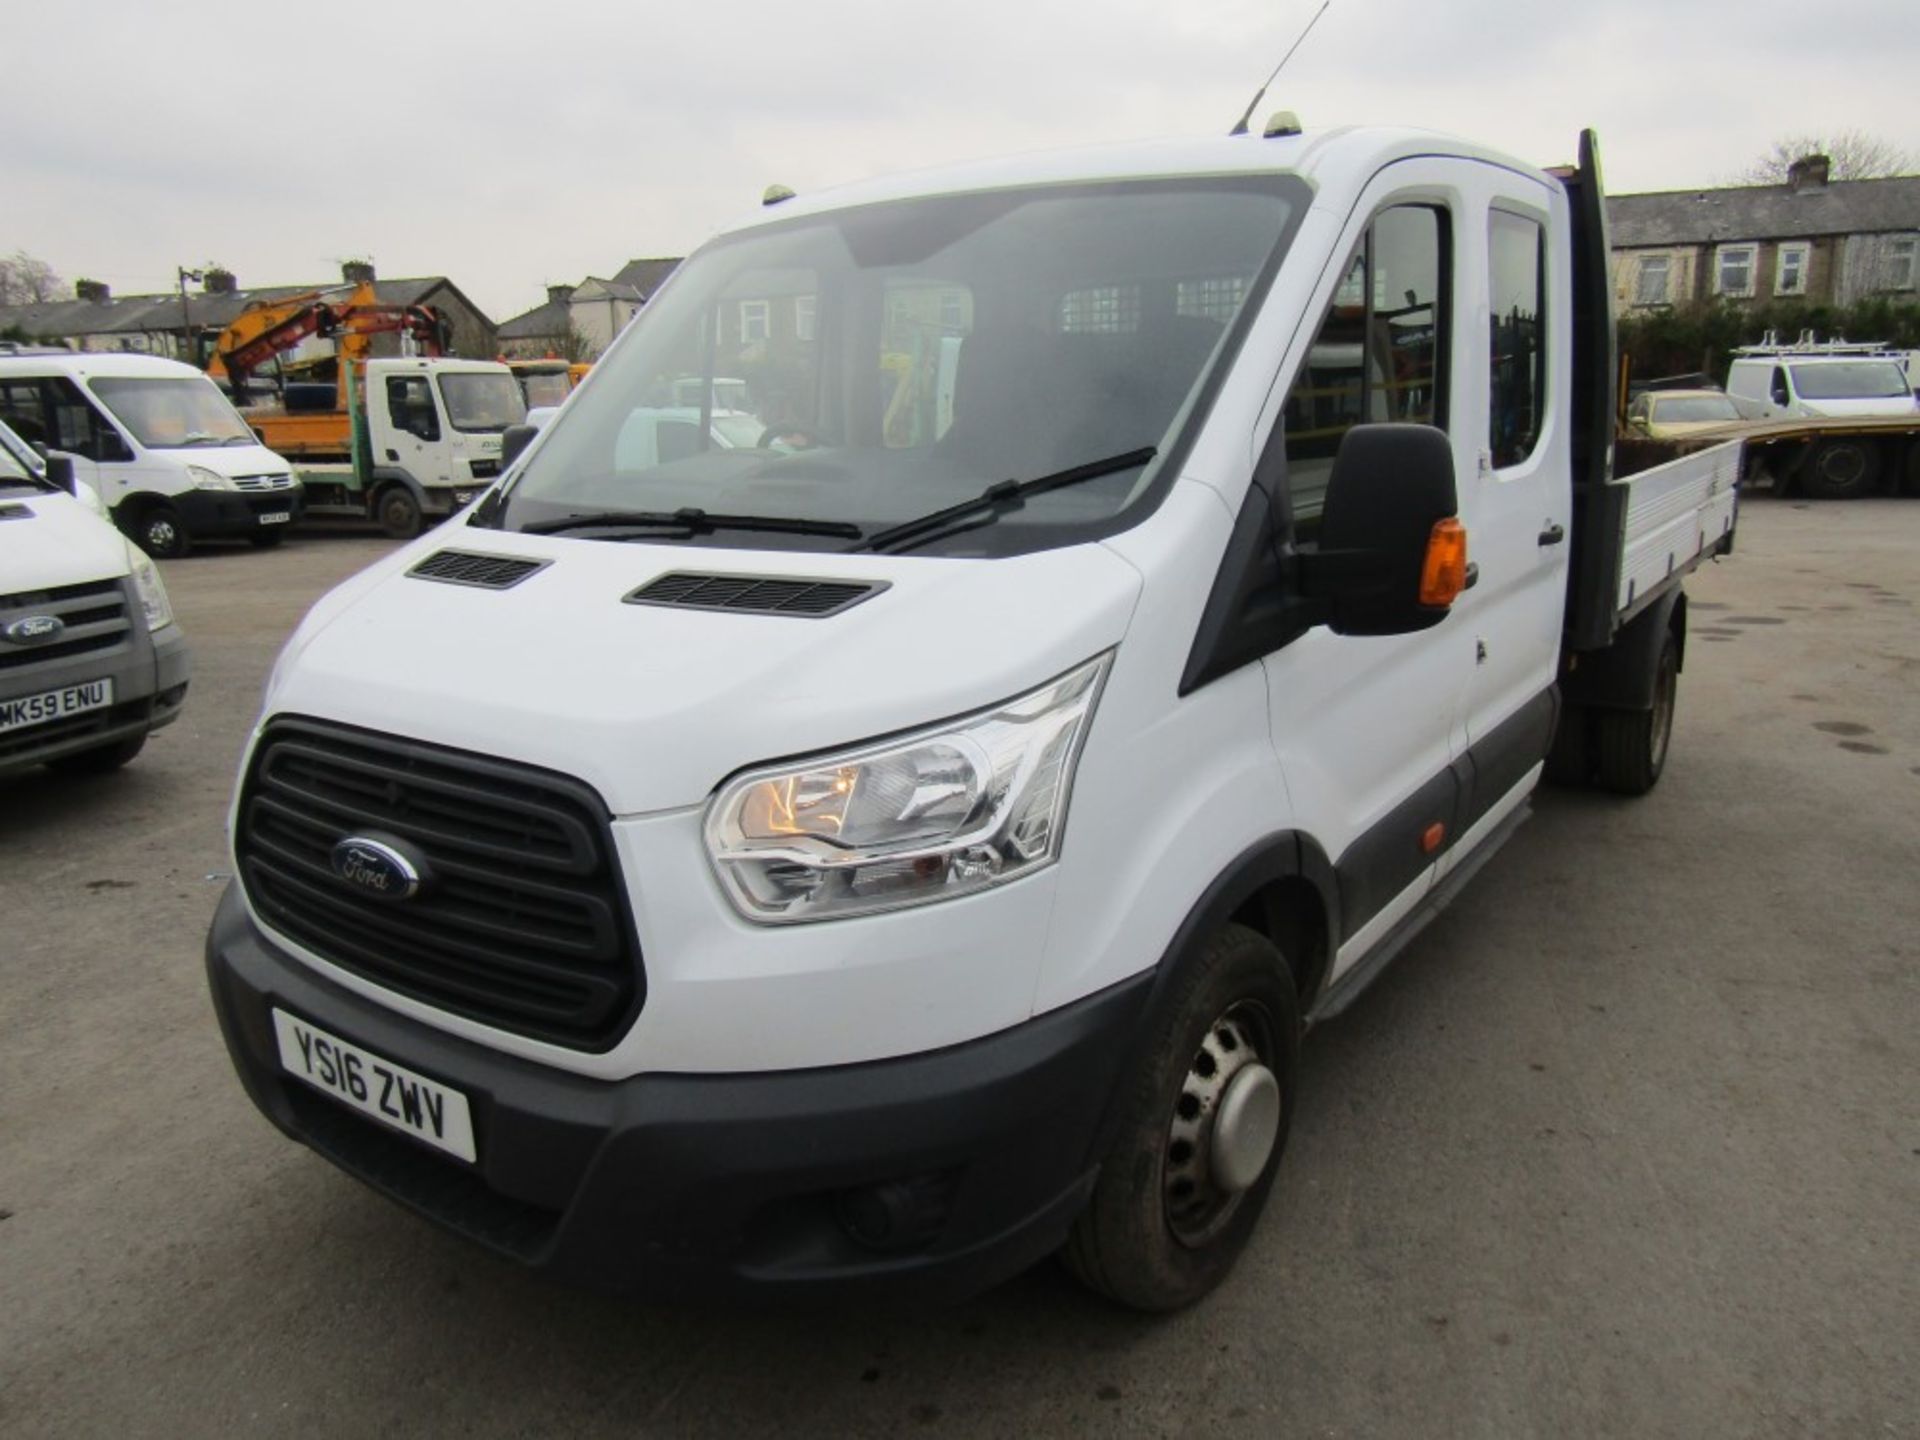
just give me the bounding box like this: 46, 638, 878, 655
1732, 329, 1898, 359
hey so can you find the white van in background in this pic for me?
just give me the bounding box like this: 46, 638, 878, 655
0, 418, 191, 777
1726, 339, 1920, 421
0, 353, 303, 557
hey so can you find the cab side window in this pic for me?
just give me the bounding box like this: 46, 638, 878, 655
0, 380, 47, 446
1488, 210, 1546, 467
1282, 204, 1449, 540
44, 377, 131, 462
386, 376, 440, 441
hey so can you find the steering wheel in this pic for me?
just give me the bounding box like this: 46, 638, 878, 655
757, 425, 825, 451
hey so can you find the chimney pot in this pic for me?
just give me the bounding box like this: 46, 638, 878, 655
547, 283, 576, 306
203, 267, 237, 294
341, 259, 377, 285
75, 278, 111, 303
1787, 154, 1832, 192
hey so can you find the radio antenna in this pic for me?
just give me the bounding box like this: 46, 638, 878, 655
1228, 1, 1332, 136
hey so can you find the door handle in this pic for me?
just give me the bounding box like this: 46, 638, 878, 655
1537, 522, 1565, 547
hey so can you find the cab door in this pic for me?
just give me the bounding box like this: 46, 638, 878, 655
1442, 169, 1571, 876
381, 374, 442, 482
1258, 159, 1484, 981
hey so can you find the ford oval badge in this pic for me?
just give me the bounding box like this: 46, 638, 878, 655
6, 614, 64, 645
329, 836, 426, 901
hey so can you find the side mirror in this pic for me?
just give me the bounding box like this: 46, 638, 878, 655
45, 453, 77, 494
1300, 423, 1464, 637
500, 423, 537, 470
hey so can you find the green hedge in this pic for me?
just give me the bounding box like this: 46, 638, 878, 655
1619, 299, 1920, 383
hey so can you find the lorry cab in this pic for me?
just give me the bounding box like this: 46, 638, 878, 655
0, 353, 300, 557
207, 126, 1727, 1311
365, 356, 526, 507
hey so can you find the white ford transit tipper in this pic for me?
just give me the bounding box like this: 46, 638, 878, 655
0, 353, 302, 557
0, 419, 191, 777
206, 128, 1736, 1309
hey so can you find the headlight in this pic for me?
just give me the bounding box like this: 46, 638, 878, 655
123, 540, 176, 631
187, 465, 236, 491
705, 654, 1111, 923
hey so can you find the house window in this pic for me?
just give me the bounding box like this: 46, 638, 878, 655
1715, 245, 1757, 298
793, 294, 815, 342
937, 291, 966, 330
1634, 254, 1671, 306
1775, 243, 1810, 296
1884, 236, 1918, 291
738, 299, 770, 343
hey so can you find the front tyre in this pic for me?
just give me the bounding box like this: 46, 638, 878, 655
375, 484, 424, 539
132, 504, 189, 559
1065, 923, 1299, 1311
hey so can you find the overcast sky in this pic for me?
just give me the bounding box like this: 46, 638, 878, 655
8, 0, 1917, 323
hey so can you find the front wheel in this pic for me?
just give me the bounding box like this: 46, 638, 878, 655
1594, 631, 1678, 795
374, 485, 424, 539
132, 504, 189, 559
1064, 923, 1300, 1311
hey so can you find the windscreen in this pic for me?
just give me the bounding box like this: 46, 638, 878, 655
439, 372, 528, 432
499, 178, 1302, 554
88, 376, 255, 448
517, 371, 573, 409
1790, 361, 1910, 400
1654, 394, 1740, 423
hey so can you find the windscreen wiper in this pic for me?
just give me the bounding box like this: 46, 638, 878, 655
520, 506, 864, 540
851, 446, 1156, 555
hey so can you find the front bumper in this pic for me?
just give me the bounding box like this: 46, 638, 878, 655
176, 487, 303, 538
0, 621, 190, 773
205, 884, 1152, 1304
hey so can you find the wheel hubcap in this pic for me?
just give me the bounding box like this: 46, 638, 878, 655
1819, 445, 1865, 486
1164, 1004, 1278, 1247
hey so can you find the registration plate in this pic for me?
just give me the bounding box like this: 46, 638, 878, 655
0, 676, 112, 735
272, 1009, 476, 1163
258, 509, 293, 525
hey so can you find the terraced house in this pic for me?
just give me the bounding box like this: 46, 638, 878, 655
1609, 156, 1920, 312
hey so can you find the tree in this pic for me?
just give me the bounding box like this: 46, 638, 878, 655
0, 249, 63, 306
1736, 132, 1917, 184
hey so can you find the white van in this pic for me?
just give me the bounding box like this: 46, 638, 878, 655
0, 419, 191, 776
0, 353, 302, 557
206, 127, 1735, 1310
1726, 344, 1920, 421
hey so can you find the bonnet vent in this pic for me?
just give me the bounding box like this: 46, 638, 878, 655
407, 549, 550, 590
0, 505, 29, 522
625, 572, 885, 617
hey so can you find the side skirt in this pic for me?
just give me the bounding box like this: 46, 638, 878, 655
1306, 787, 1534, 1026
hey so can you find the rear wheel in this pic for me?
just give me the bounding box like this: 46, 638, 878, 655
1594, 631, 1678, 795
48, 734, 146, 776
132, 504, 189, 559
1799, 438, 1881, 500
375, 485, 423, 539
1064, 923, 1299, 1311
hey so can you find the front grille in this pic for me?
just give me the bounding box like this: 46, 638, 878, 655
236, 718, 643, 1050
234, 473, 295, 492
626, 572, 884, 617
408, 549, 549, 590
0, 578, 132, 675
